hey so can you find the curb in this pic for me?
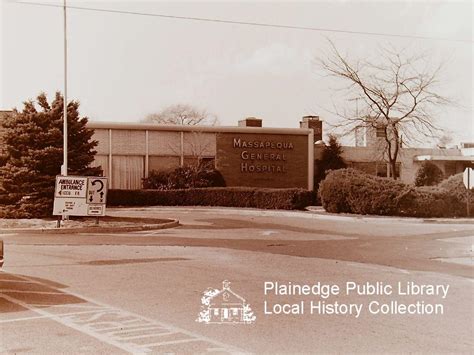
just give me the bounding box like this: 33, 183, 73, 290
0, 219, 180, 235
304, 207, 474, 224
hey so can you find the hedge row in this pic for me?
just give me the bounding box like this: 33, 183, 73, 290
108, 187, 315, 210
319, 169, 473, 218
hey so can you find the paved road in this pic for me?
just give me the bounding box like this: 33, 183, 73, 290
1, 207, 473, 354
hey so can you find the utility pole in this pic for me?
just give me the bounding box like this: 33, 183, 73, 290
62, 0, 68, 176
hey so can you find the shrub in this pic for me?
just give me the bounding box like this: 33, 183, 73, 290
319, 168, 473, 217
142, 170, 170, 190
108, 187, 315, 210
142, 165, 226, 190
438, 172, 474, 204
414, 161, 444, 186
195, 167, 226, 188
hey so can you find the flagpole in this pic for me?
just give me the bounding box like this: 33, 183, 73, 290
62, 0, 68, 176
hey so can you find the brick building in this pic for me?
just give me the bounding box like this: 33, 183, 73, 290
0, 110, 472, 189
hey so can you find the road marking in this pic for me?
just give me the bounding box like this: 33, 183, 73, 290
119, 331, 176, 340
145, 338, 201, 347
1, 272, 247, 354
0, 309, 112, 324
39, 304, 104, 309
0, 292, 148, 354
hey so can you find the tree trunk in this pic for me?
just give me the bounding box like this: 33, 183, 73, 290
389, 159, 398, 180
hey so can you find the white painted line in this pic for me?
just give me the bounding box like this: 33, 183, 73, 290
4, 273, 248, 354
0, 310, 112, 324
0, 292, 149, 355
39, 304, 104, 309
119, 331, 176, 340
144, 338, 201, 347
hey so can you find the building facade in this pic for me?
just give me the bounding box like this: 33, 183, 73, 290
87, 117, 315, 190
0, 109, 471, 189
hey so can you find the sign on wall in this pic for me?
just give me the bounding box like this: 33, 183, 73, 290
215, 133, 309, 189
53, 176, 108, 216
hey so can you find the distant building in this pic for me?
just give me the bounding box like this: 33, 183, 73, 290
342, 123, 473, 181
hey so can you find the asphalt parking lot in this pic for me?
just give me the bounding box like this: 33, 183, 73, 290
1, 207, 473, 353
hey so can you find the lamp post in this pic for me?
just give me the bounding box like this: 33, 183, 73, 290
62, 0, 68, 176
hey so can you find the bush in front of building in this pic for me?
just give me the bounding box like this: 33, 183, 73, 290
142, 165, 226, 190
437, 172, 474, 205
142, 170, 170, 190
414, 161, 444, 186
318, 169, 405, 215
319, 169, 473, 217
108, 187, 314, 210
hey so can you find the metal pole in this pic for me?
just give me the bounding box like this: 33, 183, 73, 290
63, 0, 68, 176
467, 170, 470, 218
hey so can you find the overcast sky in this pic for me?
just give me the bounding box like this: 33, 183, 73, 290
1, 0, 472, 145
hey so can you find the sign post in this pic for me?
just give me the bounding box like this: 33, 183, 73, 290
463, 167, 473, 217
53, 176, 108, 225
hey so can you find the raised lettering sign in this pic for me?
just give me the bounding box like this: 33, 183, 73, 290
216, 133, 308, 188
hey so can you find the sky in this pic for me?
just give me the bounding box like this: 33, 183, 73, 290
1, 0, 473, 146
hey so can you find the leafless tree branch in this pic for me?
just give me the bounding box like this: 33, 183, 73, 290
317, 39, 451, 179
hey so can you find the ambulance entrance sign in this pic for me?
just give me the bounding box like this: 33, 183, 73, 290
53, 176, 107, 216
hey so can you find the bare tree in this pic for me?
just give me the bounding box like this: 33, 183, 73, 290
318, 41, 451, 179
436, 134, 453, 148
143, 104, 219, 126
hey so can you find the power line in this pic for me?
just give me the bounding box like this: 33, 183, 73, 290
12, 0, 472, 43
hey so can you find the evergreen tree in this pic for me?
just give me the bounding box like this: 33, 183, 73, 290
0, 92, 101, 218
414, 161, 444, 186
314, 134, 346, 186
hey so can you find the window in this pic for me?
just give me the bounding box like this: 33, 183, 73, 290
376, 126, 386, 138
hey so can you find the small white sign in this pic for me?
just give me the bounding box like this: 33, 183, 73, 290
53, 175, 107, 216
55, 176, 87, 198
87, 204, 104, 216
53, 198, 88, 216
87, 177, 107, 204
463, 167, 474, 189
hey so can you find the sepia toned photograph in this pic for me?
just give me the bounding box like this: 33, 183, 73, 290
0, 0, 473, 353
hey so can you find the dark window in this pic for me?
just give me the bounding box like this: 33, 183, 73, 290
376, 126, 386, 138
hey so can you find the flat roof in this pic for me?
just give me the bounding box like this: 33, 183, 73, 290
414, 155, 474, 162
87, 121, 313, 135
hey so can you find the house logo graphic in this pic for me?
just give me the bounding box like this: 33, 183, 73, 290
196, 280, 256, 324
